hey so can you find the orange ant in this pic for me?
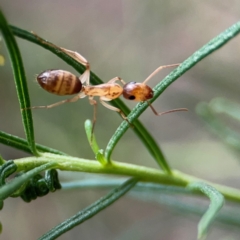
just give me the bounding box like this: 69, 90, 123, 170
29, 41, 187, 133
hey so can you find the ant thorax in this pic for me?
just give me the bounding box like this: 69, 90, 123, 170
84, 83, 123, 100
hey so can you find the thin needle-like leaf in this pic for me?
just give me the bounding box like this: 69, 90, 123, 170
0, 10, 38, 155
0, 162, 57, 200
187, 182, 224, 239
84, 120, 108, 165
209, 98, 240, 121
0, 131, 67, 155
39, 177, 138, 240
196, 102, 240, 152
84, 120, 100, 155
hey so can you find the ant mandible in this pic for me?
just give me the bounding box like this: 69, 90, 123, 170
29, 40, 187, 132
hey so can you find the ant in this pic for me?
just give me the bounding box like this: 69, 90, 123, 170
29, 39, 187, 133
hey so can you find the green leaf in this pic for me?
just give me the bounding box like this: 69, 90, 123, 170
61, 179, 191, 193
209, 98, 240, 122
0, 131, 67, 155
0, 160, 17, 186
0, 154, 5, 165
84, 120, 100, 155
39, 177, 138, 240
0, 10, 38, 155
196, 102, 240, 152
0, 162, 57, 200
151, 195, 240, 228
84, 120, 108, 165
10, 25, 170, 173
187, 182, 225, 239
96, 150, 107, 165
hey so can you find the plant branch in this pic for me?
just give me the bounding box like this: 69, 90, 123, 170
13, 153, 240, 202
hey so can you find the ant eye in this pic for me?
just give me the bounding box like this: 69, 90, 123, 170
128, 95, 135, 100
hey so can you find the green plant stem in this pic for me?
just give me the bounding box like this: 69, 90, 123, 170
13, 153, 240, 202
15, 154, 184, 185
172, 170, 238, 202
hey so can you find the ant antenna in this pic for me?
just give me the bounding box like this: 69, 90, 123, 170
143, 63, 180, 84
147, 102, 188, 116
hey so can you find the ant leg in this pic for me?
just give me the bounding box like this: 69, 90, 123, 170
31, 31, 60, 50
31, 32, 90, 85
107, 77, 126, 85
143, 63, 180, 84
24, 92, 85, 110
99, 98, 132, 125
147, 102, 188, 116
59, 48, 90, 85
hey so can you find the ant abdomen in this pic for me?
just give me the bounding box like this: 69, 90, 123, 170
37, 69, 82, 96
123, 82, 154, 101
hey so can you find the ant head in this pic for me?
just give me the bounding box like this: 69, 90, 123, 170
122, 82, 154, 101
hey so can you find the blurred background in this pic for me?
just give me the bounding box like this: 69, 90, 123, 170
1, 1, 240, 239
